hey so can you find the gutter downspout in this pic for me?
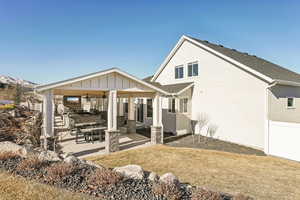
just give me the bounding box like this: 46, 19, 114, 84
265, 81, 277, 154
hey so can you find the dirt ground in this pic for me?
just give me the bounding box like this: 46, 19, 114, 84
165, 134, 265, 156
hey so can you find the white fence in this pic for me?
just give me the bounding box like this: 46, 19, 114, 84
269, 121, 300, 162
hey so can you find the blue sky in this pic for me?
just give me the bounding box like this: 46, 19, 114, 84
0, 0, 300, 84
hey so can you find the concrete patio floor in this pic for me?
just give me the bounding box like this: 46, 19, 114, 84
55, 117, 152, 158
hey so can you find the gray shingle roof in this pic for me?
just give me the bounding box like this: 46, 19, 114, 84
143, 76, 193, 94
188, 36, 300, 84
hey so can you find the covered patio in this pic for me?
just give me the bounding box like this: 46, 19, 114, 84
35, 68, 168, 155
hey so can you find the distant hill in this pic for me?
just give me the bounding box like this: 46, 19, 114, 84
0, 75, 36, 88
0, 75, 37, 102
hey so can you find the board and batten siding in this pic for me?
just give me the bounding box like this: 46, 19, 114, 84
59, 72, 152, 92
268, 84, 300, 123
155, 39, 269, 150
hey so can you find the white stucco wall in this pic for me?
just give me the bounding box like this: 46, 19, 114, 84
155, 40, 268, 149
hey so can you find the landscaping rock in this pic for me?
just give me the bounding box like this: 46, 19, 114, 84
148, 172, 159, 182
64, 155, 80, 164
160, 172, 180, 185
0, 141, 27, 157
38, 150, 61, 162
114, 164, 144, 180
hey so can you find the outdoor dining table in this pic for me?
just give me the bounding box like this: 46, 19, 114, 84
80, 126, 107, 143
75, 122, 99, 128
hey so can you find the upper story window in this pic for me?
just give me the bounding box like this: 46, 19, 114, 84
188, 62, 198, 77
175, 66, 184, 79
168, 98, 176, 113
179, 98, 188, 113
287, 97, 295, 108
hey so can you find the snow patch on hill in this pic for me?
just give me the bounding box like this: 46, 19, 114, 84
0, 75, 36, 87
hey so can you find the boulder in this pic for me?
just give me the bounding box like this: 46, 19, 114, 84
38, 151, 61, 162
0, 141, 27, 157
114, 164, 144, 179
148, 172, 159, 182
64, 155, 81, 164
160, 173, 180, 185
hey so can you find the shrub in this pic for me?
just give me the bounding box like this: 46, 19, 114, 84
87, 168, 123, 189
233, 194, 254, 200
191, 188, 223, 200
16, 156, 44, 171
46, 162, 75, 182
152, 182, 181, 200
0, 151, 19, 161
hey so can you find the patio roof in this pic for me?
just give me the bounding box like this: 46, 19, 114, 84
35, 68, 170, 96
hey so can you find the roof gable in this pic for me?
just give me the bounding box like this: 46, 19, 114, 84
151, 35, 300, 85
36, 68, 169, 95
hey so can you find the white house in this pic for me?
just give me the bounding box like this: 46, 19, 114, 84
36, 35, 300, 162
140, 35, 300, 162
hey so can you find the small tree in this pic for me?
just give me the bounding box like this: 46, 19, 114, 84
196, 113, 209, 143
205, 123, 218, 143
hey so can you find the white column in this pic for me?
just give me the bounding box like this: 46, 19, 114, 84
107, 90, 118, 131
43, 90, 54, 138
118, 98, 124, 116
128, 97, 135, 120
152, 94, 162, 127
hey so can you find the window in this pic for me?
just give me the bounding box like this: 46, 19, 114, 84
175, 66, 184, 79
287, 97, 295, 108
179, 98, 188, 113
147, 99, 153, 117
188, 62, 198, 77
168, 98, 176, 113
124, 102, 128, 113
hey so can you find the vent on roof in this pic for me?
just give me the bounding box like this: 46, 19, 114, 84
231, 49, 237, 51
203, 40, 209, 43
218, 44, 224, 47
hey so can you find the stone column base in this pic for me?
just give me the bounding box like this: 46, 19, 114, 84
40, 136, 56, 151
105, 130, 120, 154
151, 126, 163, 144
127, 120, 136, 134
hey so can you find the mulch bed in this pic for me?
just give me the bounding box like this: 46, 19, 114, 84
166, 134, 265, 156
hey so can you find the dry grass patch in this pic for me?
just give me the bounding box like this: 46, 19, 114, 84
191, 188, 222, 200
0, 151, 19, 161
46, 162, 75, 182
152, 182, 181, 200
0, 170, 97, 200
16, 156, 44, 171
87, 145, 300, 200
87, 168, 123, 189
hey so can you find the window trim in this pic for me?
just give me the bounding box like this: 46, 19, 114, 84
187, 61, 198, 77
179, 97, 189, 113
287, 97, 295, 109
168, 98, 176, 114
175, 65, 184, 79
